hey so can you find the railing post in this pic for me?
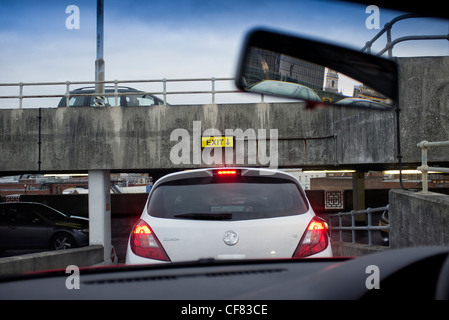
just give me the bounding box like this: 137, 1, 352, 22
422, 145, 429, 193
114, 79, 119, 107
338, 214, 343, 242
417, 140, 429, 192
19, 82, 23, 109
367, 207, 372, 246
417, 140, 449, 192
162, 78, 167, 105
386, 23, 393, 59
65, 81, 71, 108
211, 77, 215, 104
351, 210, 355, 244
363, 41, 372, 54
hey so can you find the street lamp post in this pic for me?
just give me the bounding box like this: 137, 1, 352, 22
95, 0, 105, 106
89, 0, 115, 264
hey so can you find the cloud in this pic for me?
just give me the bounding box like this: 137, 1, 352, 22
104, 24, 242, 79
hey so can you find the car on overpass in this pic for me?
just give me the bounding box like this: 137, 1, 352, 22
247, 80, 322, 101
0, 202, 89, 251
126, 167, 332, 264
57, 86, 165, 108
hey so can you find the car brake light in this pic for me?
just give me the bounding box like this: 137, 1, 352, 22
217, 170, 237, 175
292, 216, 329, 258
130, 219, 170, 261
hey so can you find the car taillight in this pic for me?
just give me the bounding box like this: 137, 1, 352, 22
130, 219, 170, 261
293, 216, 329, 258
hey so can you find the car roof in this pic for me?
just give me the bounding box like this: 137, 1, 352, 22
152, 167, 300, 189
69, 86, 141, 93
0, 201, 45, 205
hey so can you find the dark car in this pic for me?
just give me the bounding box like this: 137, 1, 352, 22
0, 202, 89, 251
57, 86, 165, 107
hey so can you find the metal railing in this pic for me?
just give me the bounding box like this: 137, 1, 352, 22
417, 140, 449, 192
328, 205, 390, 246
0, 77, 260, 109
361, 13, 449, 58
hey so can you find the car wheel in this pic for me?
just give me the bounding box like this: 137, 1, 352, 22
51, 233, 76, 250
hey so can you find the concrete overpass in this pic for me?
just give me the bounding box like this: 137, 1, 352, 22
0, 101, 395, 174
1, 57, 449, 175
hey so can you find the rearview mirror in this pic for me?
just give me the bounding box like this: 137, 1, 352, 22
235, 29, 398, 109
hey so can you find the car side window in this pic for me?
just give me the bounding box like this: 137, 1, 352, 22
89, 96, 116, 107
29, 205, 64, 222
142, 95, 164, 106
1, 207, 20, 225
0, 206, 11, 225
125, 95, 161, 106
69, 96, 88, 107
7, 204, 44, 226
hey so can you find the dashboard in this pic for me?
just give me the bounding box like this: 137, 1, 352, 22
0, 246, 448, 300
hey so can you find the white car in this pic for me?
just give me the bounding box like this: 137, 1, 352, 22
125, 167, 332, 264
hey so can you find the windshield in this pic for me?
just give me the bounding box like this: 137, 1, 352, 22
0, 0, 448, 302
26, 203, 68, 222
147, 176, 309, 220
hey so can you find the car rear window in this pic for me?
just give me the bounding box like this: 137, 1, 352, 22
147, 176, 309, 221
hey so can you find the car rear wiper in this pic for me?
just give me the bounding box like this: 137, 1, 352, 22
174, 212, 233, 220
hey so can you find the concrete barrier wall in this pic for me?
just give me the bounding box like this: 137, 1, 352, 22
0, 245, 104, 274
331, 241, 388, 257
398, 56, 449, 164
0, 101, 403, 173
389, 189, 449, 248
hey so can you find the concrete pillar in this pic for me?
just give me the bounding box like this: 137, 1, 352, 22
88, 169, 113, 263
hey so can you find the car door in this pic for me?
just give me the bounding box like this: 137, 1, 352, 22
8, 204, 51, 249
0, 204, 15, 248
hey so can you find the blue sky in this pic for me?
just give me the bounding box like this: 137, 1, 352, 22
0, 0, 448, 106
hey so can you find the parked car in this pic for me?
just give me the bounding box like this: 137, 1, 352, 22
248, 80, 322, 101
0, 202, 89, 251
126, 167, 332, 264
57, 86, 165, 107
335, 97, 391, 109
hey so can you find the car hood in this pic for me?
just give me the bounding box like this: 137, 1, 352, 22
53, 217, 88, 229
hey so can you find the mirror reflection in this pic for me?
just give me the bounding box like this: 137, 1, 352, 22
239, 46, 393, 109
